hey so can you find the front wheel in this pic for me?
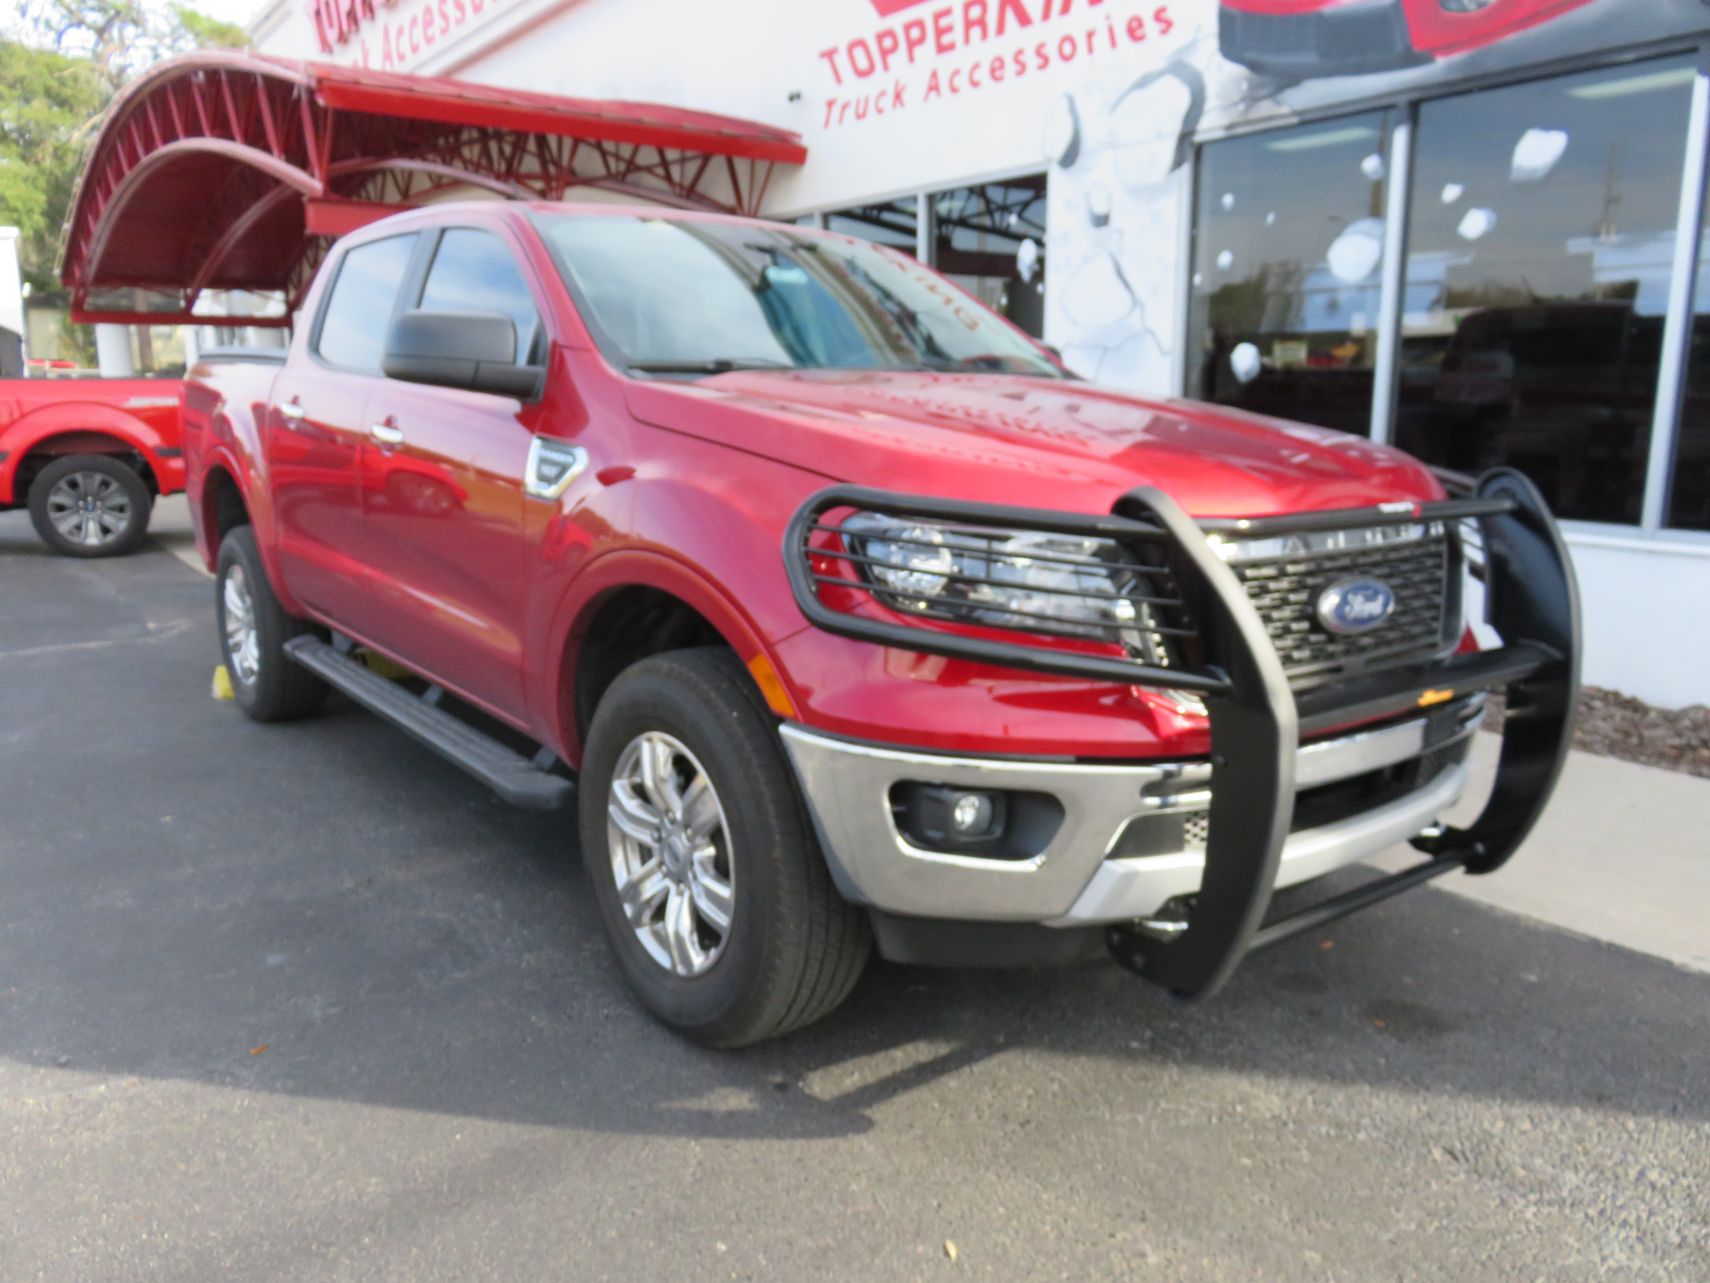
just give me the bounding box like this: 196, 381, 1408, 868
579, 648, 870, 1046
27, 454, 152, 558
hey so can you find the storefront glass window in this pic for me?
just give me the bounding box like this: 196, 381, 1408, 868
1397, 57, 1697, 526
928, 175, 1047, 338
825, 197, 919, 255
1671, 97, 1710, 532
1186, 111, 1391, 437
1673, 305, 1710, 531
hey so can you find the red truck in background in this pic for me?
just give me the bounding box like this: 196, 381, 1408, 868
1219, 0, 1594, 79
182, 202, 1578, 1046
0, 375, 186, 556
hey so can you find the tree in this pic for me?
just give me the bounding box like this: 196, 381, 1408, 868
14, 1, 249, 92
0, 40, 106, 294
0, 0, 247, 294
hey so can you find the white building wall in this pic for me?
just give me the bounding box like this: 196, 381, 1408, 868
1561, 533, 1710, 710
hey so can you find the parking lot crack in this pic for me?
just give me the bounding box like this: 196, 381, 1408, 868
0, 617, 195, 661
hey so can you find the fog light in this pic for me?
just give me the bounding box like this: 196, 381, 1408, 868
894, 783, 1008, 852
890, 783, 1065, 861
952, 792, 991, 833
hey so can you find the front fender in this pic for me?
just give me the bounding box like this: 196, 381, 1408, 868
538, 443, 827, 764
541, 543, 805, 768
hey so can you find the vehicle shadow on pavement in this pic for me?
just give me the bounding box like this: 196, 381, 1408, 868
2, 524, 1705, 1150
751, 874, 1708, 1133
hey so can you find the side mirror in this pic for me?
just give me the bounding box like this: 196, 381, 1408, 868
382, 310, 543, 399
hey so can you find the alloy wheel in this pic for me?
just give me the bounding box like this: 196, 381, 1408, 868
46, 471, 134, 548
222, 564, 261, 686
606, 731, 735, 977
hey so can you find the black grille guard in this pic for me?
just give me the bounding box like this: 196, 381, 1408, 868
782, 467, 1581, 1001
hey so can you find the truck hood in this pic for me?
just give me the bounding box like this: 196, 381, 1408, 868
624, 369, 1442, 518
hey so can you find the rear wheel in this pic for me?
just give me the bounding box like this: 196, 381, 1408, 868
27, 454, 151, 558
215, 526, 328, 722
579, 647, 870, 1046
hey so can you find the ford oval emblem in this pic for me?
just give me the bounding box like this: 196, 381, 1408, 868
1315, 577, 1396, 635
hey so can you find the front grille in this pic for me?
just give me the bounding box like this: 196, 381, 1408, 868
1107, 730, 1473, 862
1289, 733, 1471, 833
1222, 525, 1455, 688
1183, 810, 1210, 851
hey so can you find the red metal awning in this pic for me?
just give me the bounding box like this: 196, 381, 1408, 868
60, 51, 808, 325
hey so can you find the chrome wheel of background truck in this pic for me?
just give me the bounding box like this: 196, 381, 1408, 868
27, 454, 151, 558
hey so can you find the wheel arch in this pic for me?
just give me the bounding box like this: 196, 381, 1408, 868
197, 460, 251, 551
189, 443, 292, 599
7, 426, 161, 505
546, 549, 802, 768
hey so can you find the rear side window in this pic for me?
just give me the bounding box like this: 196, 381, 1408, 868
315, 233, 419, 371
417, 228, 542, 365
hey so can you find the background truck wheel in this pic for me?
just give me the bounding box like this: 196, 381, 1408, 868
579, 647, 870, 1047
27, 454, 152, 558
215, 526, 328, 723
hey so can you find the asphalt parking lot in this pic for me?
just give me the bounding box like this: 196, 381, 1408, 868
2, 509, 1706, 1282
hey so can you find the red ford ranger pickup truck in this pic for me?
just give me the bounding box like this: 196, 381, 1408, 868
0, 374, 185, 556
183, 202, 1579, 1046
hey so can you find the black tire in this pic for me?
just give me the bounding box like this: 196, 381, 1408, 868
214, 526, 328, 723
27, 454, 152, 558
579, 647, 870, 1047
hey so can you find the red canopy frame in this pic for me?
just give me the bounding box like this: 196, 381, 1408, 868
60, 51, 808, 325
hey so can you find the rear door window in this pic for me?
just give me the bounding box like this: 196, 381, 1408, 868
415, 228, 543, 365
315, 233, 420, 372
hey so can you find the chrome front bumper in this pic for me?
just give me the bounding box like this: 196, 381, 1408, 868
780, 705, 1481, 928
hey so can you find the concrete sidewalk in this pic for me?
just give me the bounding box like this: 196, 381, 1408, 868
1376, 732, 1710, 975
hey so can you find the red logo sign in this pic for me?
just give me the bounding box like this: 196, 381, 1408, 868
818, 1, 1178, 131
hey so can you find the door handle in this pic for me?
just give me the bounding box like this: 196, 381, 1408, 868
279, 400, 305, 424
370, 422, 405, 446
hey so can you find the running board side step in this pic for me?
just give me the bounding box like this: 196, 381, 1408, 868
282, 636, 573, 811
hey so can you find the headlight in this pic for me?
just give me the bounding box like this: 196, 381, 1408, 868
842, 512, 1175, 664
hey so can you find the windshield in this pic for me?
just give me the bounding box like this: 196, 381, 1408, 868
532, 212, 1064, 379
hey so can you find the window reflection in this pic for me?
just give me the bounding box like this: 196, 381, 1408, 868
1397, 57, 1696, 525
316, 234, 418, 372
1186, 112, 1391, 437
928, 175, 1048, 339
417, 229, 542, 366
825, 197, 920, 254
534, 214, 1060, 378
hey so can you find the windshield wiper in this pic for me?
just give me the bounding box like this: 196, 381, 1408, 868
627, 358, 795, 375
